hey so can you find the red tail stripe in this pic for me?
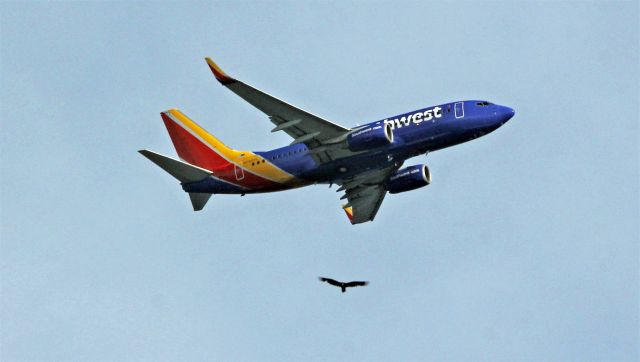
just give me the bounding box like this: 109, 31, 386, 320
162, 114, 283, 189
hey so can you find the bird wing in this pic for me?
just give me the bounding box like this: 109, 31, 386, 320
319, 277, 342, 287
344, 281, 369, 288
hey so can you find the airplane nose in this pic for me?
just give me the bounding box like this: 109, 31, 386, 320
507, 107, 515, 118
496, 105, 515, 124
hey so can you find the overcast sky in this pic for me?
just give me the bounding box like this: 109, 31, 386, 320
1, 1, 638, 361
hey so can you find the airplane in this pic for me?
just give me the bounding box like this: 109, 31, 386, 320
139, 57, 515, 225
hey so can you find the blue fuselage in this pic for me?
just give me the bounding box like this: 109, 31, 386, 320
259, 100, 513, 182
184, 100, 515, 194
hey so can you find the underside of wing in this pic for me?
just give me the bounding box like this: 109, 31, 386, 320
338, 165, 400, 225
342, 186, 387, 225
205, 57, 352, 163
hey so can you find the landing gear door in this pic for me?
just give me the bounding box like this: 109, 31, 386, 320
454, 102, 464, 119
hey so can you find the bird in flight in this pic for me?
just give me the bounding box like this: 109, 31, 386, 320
319, 277, 369, 293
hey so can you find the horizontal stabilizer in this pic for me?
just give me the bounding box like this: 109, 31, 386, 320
189, 192, 212, 211
138, 150, 212, 183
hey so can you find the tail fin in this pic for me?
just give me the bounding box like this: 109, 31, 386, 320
138, 150, 213, 211
160, 109, 237, 171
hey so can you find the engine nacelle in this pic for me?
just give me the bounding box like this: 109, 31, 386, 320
385, 165, 431, 194
346, 123, 393, 152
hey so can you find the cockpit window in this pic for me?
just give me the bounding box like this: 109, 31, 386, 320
476, 101, 492, 106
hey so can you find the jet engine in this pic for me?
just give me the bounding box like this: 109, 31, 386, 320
346, 123, 393, 152
385, 164, 431, 194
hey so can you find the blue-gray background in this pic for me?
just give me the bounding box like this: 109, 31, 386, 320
1, 2, 638, 361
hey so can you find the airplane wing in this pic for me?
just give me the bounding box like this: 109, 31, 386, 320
205, 57, 352, 163
342, 186, 387, 225
337, 165, 399, 225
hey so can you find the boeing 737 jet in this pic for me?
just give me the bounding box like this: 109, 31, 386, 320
139, 57, 515, 224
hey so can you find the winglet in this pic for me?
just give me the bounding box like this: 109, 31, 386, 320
342, 205, 355, 224
205, 57, 236, 85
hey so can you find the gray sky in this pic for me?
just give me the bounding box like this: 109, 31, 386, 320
1, 1, 638, 361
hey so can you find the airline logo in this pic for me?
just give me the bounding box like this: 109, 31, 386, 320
388, 167, 421, 181
351, 124, 384, 137
384, 106, 442, 129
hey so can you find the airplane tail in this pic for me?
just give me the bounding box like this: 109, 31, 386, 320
138, 149, 213, 211
140, 109, 242, 211
160, 109, 237, 171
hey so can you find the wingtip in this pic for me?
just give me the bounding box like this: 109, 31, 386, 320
139, 149, 155, 157
342, 205, 355, 224
205, 57, 236, 85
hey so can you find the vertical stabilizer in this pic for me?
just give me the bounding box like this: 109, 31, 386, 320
161, 109, 236, 171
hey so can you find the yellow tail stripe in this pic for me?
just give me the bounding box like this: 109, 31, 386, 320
167, 109, 235, 159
